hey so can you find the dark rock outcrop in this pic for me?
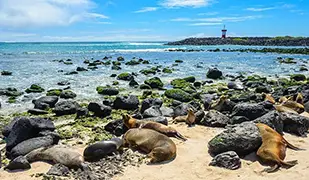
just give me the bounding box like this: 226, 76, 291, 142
53, 100, 80, 116
208, 122, 262, 156
4, 156, 31, 170
113, 95, 139, 110
209, 151, 241, 170
88, 102, 112, 118
280, 113, 309, 137
199, 110, 230, 127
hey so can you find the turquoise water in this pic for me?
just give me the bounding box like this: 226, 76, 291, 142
1, 42, 309, 114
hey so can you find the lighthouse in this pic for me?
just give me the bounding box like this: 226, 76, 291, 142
221, 25, 227, 39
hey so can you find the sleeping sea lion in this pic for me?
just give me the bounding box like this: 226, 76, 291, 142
256, 123, 303, 173
123, 114, 187, 141
123, 128, 176, 163
25, 145, 86, 169
83, 137, 123, 161
279, 96, 289, 104
274, 105, 298, 114
280, 100, 304, 113
172, 108, 196, 126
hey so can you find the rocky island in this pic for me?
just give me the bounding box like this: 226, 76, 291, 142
166, 37, 309, 46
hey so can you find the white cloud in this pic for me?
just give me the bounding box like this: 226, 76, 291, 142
171, 15, 262, 23
245, 7, 276, 12
0, 0, 108, 28
160, 0, 213, 8
198, 12, 219, 16
134, 7, 158, 13
189, 22, 222, 26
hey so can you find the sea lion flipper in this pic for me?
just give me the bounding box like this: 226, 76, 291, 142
175, 132, 187, 141
262, 164, 279, 173
283, 138, 305, 151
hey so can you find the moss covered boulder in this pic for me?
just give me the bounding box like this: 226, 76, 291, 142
144, 77, 163, 89
117, 72, 133, 81
117, 56, 125, 61
46, 89, 62, 96
25, 84, 45, 93
163, 68, 172, 73
125, 60, 140, 65
140, 84, 152, 90
96, 86, 119, 96
60, 90, 77, 99
290, 74, 306, 81
183, 76, 196, 83
164, 89, 193, 102
140, 68, 157, 75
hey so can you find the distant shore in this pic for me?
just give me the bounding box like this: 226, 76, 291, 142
166, 37, 309, 46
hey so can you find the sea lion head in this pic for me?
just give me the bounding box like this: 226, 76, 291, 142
279, 96, 288, 104
122, 114, 137, 128
295, 93, 304, 105
187, 108, 194, 114
262, 93, 276, 104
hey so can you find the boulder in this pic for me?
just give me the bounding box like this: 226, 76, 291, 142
280, 113, 309, 137
33, 96, 59, 110
231, 102, 273, 120
201, 94, 216, 110
104, 119, 128, 136
25, 84, 45, 93
76, 107, 89, 118
173, 103, 193, 117
209, 151, 241, 170
96, 86, 119, 96
4, 117, 55, 152
142, 106, 162, 118
160, 107, 174, 117
208, 122, 262, 156
199, 110, 230, 127
144, 77, 164, 89
10, 135, 58, 158
53, 100, 80, 116
76, 67, 88, 72
117, 73, 133, 81
141, 98, 163, 113
27, 109, 49, 115
207, 68, 223, 79
195, 110, 205, 124
253, 111, 284, 135
227, 82, 244, 90
4, 156, 31, 170
229, 116, 250, 125
129, 79, 139, 87
113, 95, 139, 110
164, 89, 193, 102
60, 90, 77, 99
88, 102, 112, 118
47, 164, 70, 177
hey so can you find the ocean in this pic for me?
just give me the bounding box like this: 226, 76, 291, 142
1, 42, 309, 114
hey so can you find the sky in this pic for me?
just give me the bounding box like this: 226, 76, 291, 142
0, 0, 308, 42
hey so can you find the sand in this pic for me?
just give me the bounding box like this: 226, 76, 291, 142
114, 124, 309, 180
1, 124, 309, 180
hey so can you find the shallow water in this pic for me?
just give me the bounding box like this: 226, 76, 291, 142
1, 42, 309, 114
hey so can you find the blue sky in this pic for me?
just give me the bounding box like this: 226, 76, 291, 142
0, 0, 308, 42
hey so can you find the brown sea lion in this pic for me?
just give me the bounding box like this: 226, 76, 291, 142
123, 128, 176, 163
274, 105, 298, 114
300, 111, 309, 118
210, 95, 228, 111
280, 100, 304, 113
172, 108, 196, 126
262, 93, 276, 104
25, 145, 86, 169
279, 96, 289, 104
295, 93, 304, 105
256, 123, 303, 173
123, 114, 187, 141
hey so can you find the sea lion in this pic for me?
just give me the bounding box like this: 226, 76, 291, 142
300, 111, 309, 118
172, 108, 196, 126
123, 114, 187, 141
25, 145, 86, 169
83, 137, 123, 161
262, 93, 276, 104
256, 123, 303, 173
123, 128, 176, 163
274, 105, 298, 114
280, 100, 304, 113
210, 95, 228, 111
295, 93, 304, 105
279, 96, 289, 104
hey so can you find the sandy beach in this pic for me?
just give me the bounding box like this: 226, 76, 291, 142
1, 123, 307, 180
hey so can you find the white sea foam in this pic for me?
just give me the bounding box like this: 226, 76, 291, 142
128, 42, 163, 46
